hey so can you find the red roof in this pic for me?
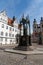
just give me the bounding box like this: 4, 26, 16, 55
8, 18, 13, 24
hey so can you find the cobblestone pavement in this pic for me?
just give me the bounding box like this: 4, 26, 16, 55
0, 50, 43, 65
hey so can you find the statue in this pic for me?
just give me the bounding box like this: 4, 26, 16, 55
18, 15, 32, 46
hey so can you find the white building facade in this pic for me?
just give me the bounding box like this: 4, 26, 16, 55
0, 11, 19, 45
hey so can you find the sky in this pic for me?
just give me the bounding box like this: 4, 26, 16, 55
0, 0, 43, 33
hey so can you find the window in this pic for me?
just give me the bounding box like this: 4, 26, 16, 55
5, 38, 7, 41
15, 29, 17, 32
10, 27, 11, 31
6, 26, 8, 29
13, 28, 14, 31
2, 24, 4, 28
42, 25, 43, 27
10, 40, 12, 42
1, 38, 3, 41
1, 32, 3, 35
9, 33, 11, 37
34, 26, 36, 28
12, 34, 14, 37
5, 32, 8, 36
37, 26, 40, 28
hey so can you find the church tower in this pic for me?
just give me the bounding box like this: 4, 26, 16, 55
33, 19, 37, 33
33, 19, 38, 43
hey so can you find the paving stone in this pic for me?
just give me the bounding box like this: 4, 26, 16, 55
0, 50, 43, 65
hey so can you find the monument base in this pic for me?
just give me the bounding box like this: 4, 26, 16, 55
13, 36, 32, 51
13, 45, 33, 51
19, 36, 32, 46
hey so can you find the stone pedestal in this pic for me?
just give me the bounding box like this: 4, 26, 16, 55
13, 35, 32, 51
19, 36, 32, 46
